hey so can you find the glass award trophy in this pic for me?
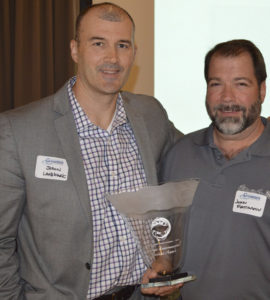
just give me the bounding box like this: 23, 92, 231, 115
107, 179, 199, 288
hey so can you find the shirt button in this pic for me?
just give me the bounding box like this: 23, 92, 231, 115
85, 262, 91, 270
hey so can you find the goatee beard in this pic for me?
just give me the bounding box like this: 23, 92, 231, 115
206, 99, 262, 135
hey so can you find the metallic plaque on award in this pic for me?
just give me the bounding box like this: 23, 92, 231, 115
107, 179, 199, 288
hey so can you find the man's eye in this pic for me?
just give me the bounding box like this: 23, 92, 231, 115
238, 82, 248, 86
93, 42, 104, 47
118, 43, 129, 49
209, 82, 220, 87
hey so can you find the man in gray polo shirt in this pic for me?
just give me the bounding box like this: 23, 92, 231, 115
160, 39, 270, 299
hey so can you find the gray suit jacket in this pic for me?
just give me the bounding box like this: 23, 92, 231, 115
0, 82, 182, 299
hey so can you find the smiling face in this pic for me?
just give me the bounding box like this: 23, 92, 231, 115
206, 52, 266, 135
70, 7, 136, 98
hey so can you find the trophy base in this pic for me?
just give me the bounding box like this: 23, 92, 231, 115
141, 272, 196, 288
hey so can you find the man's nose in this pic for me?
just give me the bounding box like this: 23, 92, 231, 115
105, 45, 118, 63
222, 84, 235, 102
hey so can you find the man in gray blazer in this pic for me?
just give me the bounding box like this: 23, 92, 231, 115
0, 3, 181, 299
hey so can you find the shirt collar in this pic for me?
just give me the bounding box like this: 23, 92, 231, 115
67, 77, 128, 134
249, 118, 270, 156
192, 117, 270, 156
191, 123, 214, 147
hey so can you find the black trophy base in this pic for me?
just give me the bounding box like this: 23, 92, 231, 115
141, 272, 196, 288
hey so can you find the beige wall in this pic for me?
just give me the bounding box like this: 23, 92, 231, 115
93, 0, 154, 96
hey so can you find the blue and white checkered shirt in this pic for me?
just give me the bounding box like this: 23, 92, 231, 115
68, 77, 147, 299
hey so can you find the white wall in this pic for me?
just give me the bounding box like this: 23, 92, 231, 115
155, 0, 270, 133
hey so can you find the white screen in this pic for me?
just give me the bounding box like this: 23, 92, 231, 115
155, 0, 270, 133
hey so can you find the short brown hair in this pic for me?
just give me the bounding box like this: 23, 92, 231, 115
75, 2, 135, 42
204, 39, 267, 85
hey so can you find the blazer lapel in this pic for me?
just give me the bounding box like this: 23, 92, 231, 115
122, 93, 158, 185
53, 84, 92, 226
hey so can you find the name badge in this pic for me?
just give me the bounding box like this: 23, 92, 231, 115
35, 155, 68, 181
233, 190, 266, 217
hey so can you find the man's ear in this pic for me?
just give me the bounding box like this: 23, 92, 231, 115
70, 39, 79, 63
260, 81, 266, 103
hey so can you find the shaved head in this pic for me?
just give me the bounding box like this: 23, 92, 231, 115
75, 2, 135, 43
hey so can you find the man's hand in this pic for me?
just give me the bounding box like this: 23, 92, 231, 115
141, 268, 183, 297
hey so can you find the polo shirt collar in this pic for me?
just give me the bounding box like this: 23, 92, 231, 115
192, 124, 215, 147
192, 117, 270, 157
250, 118, 270, 157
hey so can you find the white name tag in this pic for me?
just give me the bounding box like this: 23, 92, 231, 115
233, 191, 266, 217
35, 155, 68, 181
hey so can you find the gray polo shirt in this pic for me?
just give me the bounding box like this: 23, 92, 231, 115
161, 118, 270, 300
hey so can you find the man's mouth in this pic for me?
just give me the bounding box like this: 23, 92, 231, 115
217, 104, 245, 113
99, 64, 122, 75
102, 69, 119, 74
